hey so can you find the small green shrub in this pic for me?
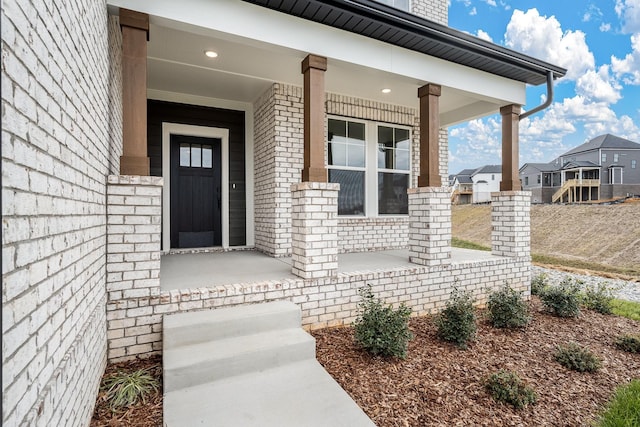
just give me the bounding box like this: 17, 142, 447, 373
582, 282, 615, 314
597, 379, 640, 427
614, 335, 640, 354
487, 283, 531, 329
436, 288, 477, 349
540, 278, 582, 318
354, 285, 413, 359
100, 368, 160, 411
554, 342, 601, 372
531, 273, 548, 296
485, 370, 537, 409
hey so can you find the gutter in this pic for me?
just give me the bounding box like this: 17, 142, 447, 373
519, 71, 555, 121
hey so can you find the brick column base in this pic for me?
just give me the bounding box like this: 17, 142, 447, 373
491, 191, 531, 258
408, 187, 451, 266
291, 182, 339, 279
106, 175, 163, 360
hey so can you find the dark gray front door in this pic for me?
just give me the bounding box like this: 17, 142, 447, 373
170, 134, 222, 248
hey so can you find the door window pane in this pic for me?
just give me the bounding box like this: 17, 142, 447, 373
191, 144, 202, 167
329, 169, 365, 216
180, 143, 191, 167
378, 172, 408, 214
202, 146, 213, 168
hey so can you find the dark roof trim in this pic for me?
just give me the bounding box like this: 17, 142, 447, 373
241, 0, 567, 85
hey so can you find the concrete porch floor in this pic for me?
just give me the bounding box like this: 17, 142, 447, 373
160, 248, 501, 291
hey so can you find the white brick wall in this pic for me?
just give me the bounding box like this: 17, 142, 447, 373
291, 182, 339, 278
1, 1, 121, 425
408, 187, 452, 266
491, 191, 531, 258
253, 84, 304, 257
252, 86, 450, 256
105, 176, 163, 361
412, 0, 448, 25
107, 255, 530, 360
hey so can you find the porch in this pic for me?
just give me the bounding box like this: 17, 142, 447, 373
160, 247, 500, 290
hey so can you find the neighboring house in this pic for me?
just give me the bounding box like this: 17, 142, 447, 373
451, 165, 502, 204
2, 0, 565, 426
520, 134, 640, 203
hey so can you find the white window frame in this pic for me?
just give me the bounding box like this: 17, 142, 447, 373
632, 159, 637, 169
327, 116, 412, 217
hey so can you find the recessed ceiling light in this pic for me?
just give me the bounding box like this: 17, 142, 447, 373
381, 88, 391, 94
205, 50, 218, 58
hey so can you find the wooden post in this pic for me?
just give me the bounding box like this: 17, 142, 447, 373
301, 54, 327, 182
120, 9, 150, 176
500, 104, 522, 191
417, 84, 442, 187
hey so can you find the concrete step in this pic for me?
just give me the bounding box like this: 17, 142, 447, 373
163, 301, 301, 348
164, 360, 376, 427
164, 327, 315, 392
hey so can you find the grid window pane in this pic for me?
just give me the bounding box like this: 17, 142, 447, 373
329, 169, 365, 216
180, 143, 191, 167
328, 142, 347, 166
347, 143, 365, 168
202, 146, 212, 168
378, 172, 408, 214
191, 144, 202, 167
396, 148, 409, 170
348, 122, 365, 141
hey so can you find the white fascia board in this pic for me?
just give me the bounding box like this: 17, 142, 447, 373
107, 0, 526, 105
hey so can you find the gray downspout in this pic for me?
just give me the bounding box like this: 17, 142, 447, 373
519, 71, 555, 121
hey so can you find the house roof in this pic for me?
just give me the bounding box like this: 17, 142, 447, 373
240, 0, 566, 85
562, 134, 640, 156
456, 175, 473, 184
561, 160, 600, 170
473, 164, 501, 174
520, 162, 559, 173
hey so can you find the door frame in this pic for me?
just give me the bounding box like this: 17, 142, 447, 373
162, 122, 229, 251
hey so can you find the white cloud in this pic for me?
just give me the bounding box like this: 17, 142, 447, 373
449, 96, 640, 171
476, 29, 493, 42
612, 34, 640, 84
504, 9, 595, 81
485, 0, 497, 6
470, 7, 477, 16
600, 22, 612, 32
616, 0, 640, 33
575, 65, 622, 103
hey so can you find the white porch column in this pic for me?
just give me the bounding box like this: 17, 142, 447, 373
491, 191, 530, 258
291, 182, 339, 279
408, 187, 451, 266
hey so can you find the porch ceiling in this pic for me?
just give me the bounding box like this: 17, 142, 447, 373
147, 19, 506, 126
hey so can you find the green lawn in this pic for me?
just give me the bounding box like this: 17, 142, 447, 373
596, 380, 640, 427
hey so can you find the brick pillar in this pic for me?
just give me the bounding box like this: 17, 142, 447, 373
106, 175, 163, 361
291, 182, 339, 279
491, 191, 530, 258
408, 187, 451, 266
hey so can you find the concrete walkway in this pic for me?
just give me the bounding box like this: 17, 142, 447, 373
161, 248, 500, 290
163, 301, 375, 426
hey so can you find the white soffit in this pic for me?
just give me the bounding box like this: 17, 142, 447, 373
110, 0, 527, 124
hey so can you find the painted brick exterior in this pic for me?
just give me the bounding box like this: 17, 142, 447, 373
1, 1, 122, 425
291, 182, 340, 278
254, 84, 450, 256
253, 84, 304, 257
491, 191, 531, 258
105, 254, 531, 361
408, 187, 452, 266
412, 0, 449, 24
105, 176, 163, 361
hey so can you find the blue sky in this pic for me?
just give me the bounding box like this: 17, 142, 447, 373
447, 0, 640, 174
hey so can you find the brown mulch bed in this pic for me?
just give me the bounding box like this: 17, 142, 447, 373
312, 297, 640, 427
91, 299, 638, 426
91, 355, 163, 427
